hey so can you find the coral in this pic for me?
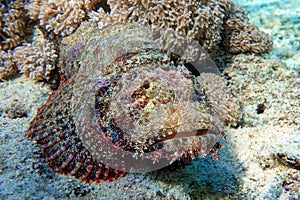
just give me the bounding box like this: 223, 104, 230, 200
28, 0, 86, 37
0, 0, 273, 81
88, 0, 272, 54
28, 0, 107, 37
13, 39, 58, 81
26, 23, 240, 183
222, 3, 273, 53
0, 0, 29, 50
0, 50, 18, 80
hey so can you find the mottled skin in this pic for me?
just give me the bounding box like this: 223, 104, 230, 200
26, 23, 240, 183
27, 77, 125, 182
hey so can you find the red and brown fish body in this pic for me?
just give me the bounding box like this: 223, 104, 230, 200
27, 23, 241, 183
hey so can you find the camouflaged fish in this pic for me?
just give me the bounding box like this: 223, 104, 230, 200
27, 23, 241, 183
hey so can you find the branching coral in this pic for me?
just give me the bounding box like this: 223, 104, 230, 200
0, 0, 29, 50
0, 50, 18, 80
88, 0, 272, 54
1, 0, 273, 82
222, 3, 273, 53
28, 0, 107, 37
13, 39, 58, 81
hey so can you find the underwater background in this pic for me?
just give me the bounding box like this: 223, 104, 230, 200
0, 0, 299, 199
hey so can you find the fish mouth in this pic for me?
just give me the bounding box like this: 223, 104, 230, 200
156, 129, 209, 143
114, 126, 213, 155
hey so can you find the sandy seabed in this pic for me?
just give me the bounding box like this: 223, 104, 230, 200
0, 0, 299, 199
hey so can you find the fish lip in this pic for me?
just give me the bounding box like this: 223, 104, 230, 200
156, 128, 209, 143
119, 128, 212, 154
